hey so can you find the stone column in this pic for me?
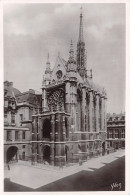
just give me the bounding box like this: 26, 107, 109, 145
42, 88, 47, 112
96, 94, 99, 132
89, 90, 93, 132
32, 116, 37, 164
50, 143, 55, 165
37, 117, 42, 162
61, 114, 66, 141
65, 81, 71, 138
50, 113, 55, 165
55, 143, 61, 166
50, 113, 55, 141
55, 113, 61, 142
81, 87, 86, 132
70, 83, 77, 132
66, 117, 71, 139
86, 92, 89, 132
104, 97, 107, 132
65, 81, 71, 113
101, 97, 104, 131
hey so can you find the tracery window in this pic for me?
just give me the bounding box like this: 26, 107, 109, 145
121, 129, 125, 138
47, 89, 64, 111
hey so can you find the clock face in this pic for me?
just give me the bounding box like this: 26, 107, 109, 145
47, 89, 64, 111
56, 70, 62, 79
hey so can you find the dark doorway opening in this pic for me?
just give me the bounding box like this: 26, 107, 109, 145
43, 145, 50, 163
65, 145, 69, 161
7, 146, 18, 163
22, 152, 25, 160
43, 119, 51, 139
102, 141, 105, 156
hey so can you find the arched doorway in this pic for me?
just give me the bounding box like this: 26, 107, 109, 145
7, 146, 18, 163
43, 145, 50, 163
43, 119, 51, 139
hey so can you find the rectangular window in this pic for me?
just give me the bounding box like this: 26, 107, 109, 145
115, 130, 118, 138
11, 113, 15, 124
109, 130, 112, 138
121, 129, 125, 138
23, 145, 26, 148
22, 131, 26, 139
20, 114, 23, 121
20, 114, 23, 126
15, 131, 19, 140
7, 131, 11, 141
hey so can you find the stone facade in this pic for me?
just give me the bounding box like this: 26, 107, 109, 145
106, 113, 125, 153
32, 11, 107, 166
4, 81, 42, 163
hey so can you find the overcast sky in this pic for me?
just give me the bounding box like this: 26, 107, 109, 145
4, 3, 125, 114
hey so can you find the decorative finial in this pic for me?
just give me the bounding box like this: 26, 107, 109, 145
47, 53, 49, 63
80, 6, 83, 16
85, 51, 87, 70
90, 69, 93, 78
69, 39, 74, 58
45, 53, 51, 73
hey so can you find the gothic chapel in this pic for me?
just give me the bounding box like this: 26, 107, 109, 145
32, 9, 107, 166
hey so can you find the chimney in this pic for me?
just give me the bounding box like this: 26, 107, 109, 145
29, 89, 35, 94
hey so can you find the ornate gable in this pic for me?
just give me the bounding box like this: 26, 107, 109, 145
51, 55, 67, 82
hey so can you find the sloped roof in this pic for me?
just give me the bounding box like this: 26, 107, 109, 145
86, 77, 104, 94
4, 83, 21, 98
16, 91, 38, 105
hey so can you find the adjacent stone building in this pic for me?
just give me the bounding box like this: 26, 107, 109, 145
32, 10, 107, 166
106, 112, 125, 152
4, 81, 42, 163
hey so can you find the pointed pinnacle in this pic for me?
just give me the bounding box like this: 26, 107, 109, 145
69, 39, 74, 59
46, 53, 50, 64
47, 53, 49, 62
78, 7, 84, 42
80, 6, 83, 16
70, 39, 74, 53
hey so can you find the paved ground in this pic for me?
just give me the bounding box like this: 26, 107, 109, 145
4, 149, 125, 191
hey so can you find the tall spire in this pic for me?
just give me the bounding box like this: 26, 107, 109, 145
78, 6, 84, 43
77, 7, 86, 78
